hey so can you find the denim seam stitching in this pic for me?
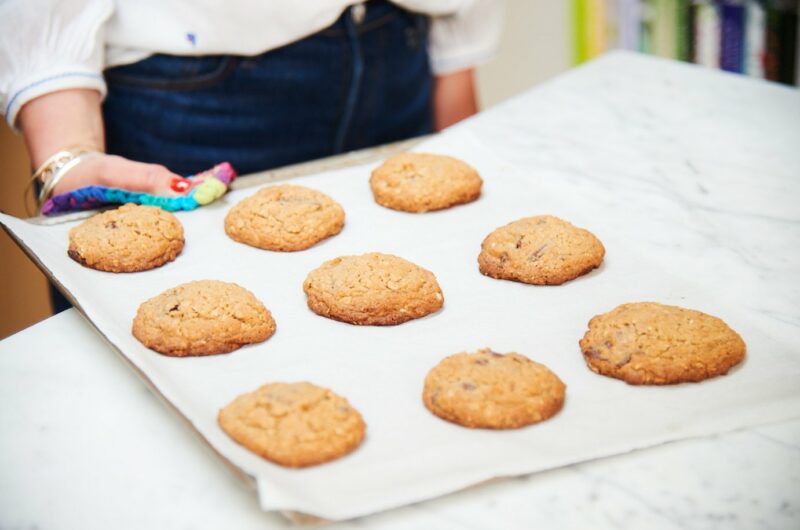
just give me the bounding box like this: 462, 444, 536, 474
333, 10, 365, 153
104, 57, 237, 91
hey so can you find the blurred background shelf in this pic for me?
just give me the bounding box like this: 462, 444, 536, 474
572, 0, 799, 85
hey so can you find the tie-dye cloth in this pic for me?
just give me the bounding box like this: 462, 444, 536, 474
41, 162, 237, 216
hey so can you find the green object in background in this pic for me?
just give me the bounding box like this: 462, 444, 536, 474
653, 0, 674, 57
572, 0, 589, 64
640, 0, 656, 53
675, 0, 691, 60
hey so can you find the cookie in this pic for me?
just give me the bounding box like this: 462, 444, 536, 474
68, 203, 184, 272
132, 280, 276, 356
369, 153, 482, 212
478, 215, 605, 285
423, 349, 566, 429
218, 382, 366, 467
224, 185, 344, 251
580, 302, 746, 385
303, 252, 444, 325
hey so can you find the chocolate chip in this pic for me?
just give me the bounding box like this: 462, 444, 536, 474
528, 244, 548, 262
584, 348, 604, 359
616, 354, 632, 368
168, 304, 180, 312
499, 253, 509, 264
105, 220, 118, 229
515, 236, 525, 249
67, 249, 87, 265
461, 382, 477, 391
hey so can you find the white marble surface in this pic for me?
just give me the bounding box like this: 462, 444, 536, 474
1, 51, 799, 528
1, 310, 799, 530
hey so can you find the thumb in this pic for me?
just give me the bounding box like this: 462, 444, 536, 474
102, 156, 184, 196
51, 154, 184, 197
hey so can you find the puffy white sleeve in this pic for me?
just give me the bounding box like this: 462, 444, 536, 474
427, 0, 505, 75
0, 0, 113, 128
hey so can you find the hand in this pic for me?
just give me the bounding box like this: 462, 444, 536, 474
433, 68, 479, 131
52, 154, 182, 196
18, 89, 183, 198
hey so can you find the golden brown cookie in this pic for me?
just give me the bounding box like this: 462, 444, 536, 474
303, 252, 444, 325
580, 302, 746, 385
423, 349, 566, 429
68, 203, 184, 272
218, 382, 366, 467
369, 153, 482, 212
132, 280, 276, 356
478, 215, 605, 285
224, 184, 345, 251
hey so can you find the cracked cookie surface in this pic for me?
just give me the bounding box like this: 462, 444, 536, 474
478, 215, 605, 285
68, 203, 184, 272
580, 302, 746, 385
303, 252, 444, 325
218, 381, 366, 467
423, 349, 566, 429
132, 280, 275, 356
369, 153, 482, 212
224, 184, 344, 251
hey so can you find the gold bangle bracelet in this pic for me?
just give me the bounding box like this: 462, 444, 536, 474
37, 151, 103, 206
29, 148, 103, 208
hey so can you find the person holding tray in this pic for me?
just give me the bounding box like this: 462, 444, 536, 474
0, 0, 504, 311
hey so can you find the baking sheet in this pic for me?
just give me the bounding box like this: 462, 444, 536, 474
3, 57, 800, 521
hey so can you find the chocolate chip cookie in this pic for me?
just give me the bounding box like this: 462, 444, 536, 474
224, 184, 344, 251
132, 280, 276, 356
68, 203, 184, 272
580, 302, 746, 385
303, 252, 444, 325
369, 153, 482, 212
218, 382, 366, 467
423, 349, 566, 429
478, 215, 605, 285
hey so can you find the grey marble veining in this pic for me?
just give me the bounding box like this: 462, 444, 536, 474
461, 52, 800, 335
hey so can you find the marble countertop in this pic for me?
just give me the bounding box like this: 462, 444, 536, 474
1, 310, 798, 529
2, 51, 799, 529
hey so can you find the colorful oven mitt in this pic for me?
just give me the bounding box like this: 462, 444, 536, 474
41, 162, 237, 216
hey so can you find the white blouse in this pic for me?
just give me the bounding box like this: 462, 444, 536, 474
0, 0, 504, 128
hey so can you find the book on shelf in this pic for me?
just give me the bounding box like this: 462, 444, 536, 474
571, 0, 797, 85
676, 0, 693, 61
719, 0, 746, 72
616, 0, 644, 49
653, 0, 678, 58
744, 1, 767, 77
764, 0, 798, 84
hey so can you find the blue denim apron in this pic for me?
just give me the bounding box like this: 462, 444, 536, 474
102, 0, 433, 176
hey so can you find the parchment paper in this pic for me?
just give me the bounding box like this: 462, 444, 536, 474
3, 62, 799, 521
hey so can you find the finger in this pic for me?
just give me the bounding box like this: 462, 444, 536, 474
105, 157, 183, 196
51, 155, 184, 197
